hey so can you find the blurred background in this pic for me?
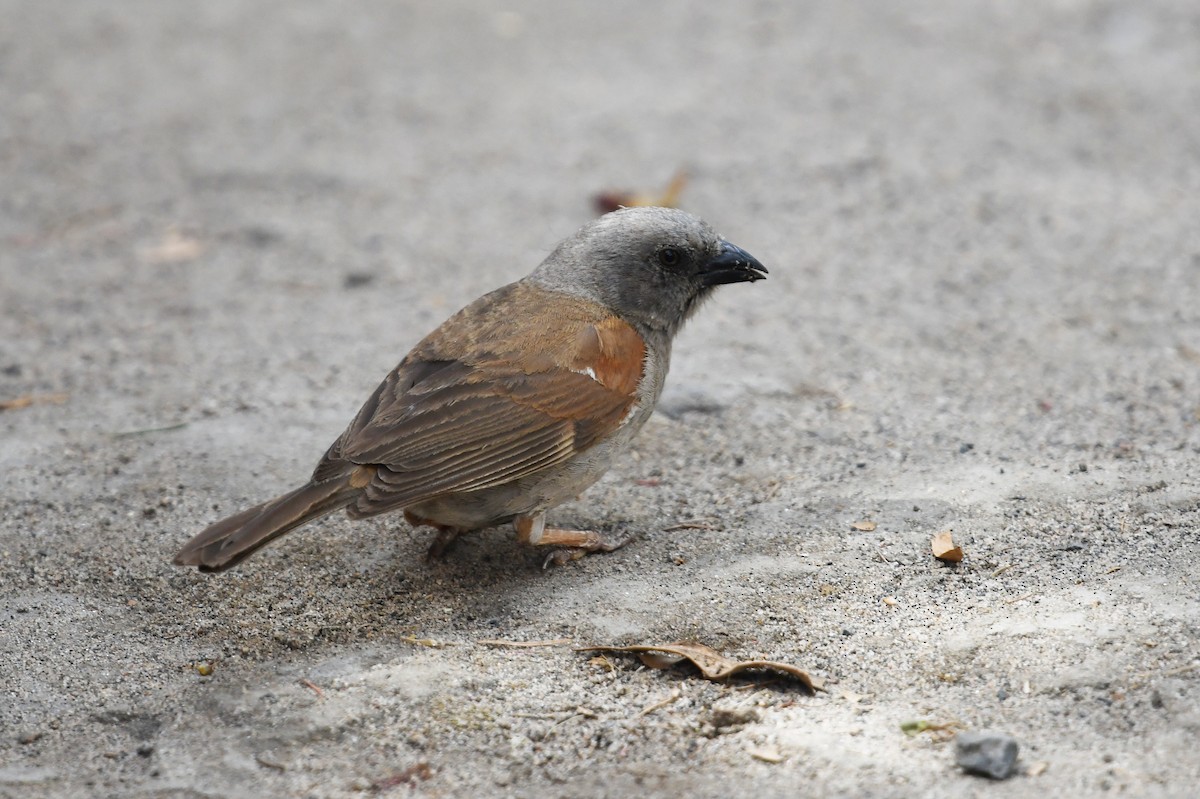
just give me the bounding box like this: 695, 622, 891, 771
3, 1, 1198, 450
4, 2, 1198, 431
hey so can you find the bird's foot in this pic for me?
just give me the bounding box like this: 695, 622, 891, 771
540, 527, 637, 569
424, 527, 464, 561
514, 514, 635, 568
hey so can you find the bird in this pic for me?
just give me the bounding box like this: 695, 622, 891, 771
173, 206, 767, 572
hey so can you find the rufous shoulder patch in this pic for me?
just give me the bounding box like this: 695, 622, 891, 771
573, 317, 645, 397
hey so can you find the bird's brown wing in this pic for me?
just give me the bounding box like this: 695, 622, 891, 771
314, 283, 646, 516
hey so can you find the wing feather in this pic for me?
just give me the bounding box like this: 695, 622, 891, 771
314, 283, 646, 517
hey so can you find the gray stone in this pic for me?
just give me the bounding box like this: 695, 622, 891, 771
955, 730, 1020, 780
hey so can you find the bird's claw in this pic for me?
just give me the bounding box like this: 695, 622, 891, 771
543, 548, 588, 569
540, 525, 636, 568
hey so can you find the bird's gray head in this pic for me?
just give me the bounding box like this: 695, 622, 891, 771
527, 207, 767, 339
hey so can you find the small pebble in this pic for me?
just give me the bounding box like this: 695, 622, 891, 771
343, 272, 377, 289
955, 730, 1019, 779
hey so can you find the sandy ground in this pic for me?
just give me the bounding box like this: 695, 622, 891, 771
3, 1, 1200, 797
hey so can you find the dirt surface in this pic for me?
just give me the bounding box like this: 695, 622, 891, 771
3, 2, 1199, 797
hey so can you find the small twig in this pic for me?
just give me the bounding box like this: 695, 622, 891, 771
636, 688, 682, 718
900, 719, 964, 740
991, 563, 1013, 577
1134, 662, 1199, 681
477, 638, 571, 648
1163, 663, 1199, 677
543, 707, 599, 740
401, 635, 452, 648
662, 519, 717, 532
112, 422, 189, 438
299, 679, 323, 698
0, 393, 68, 412
1004, 592, 1035, 605
512, 712, 566, 720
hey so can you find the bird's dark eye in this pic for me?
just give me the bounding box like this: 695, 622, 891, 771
657, 247, 682, 267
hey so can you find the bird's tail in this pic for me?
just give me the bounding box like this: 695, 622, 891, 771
174, 467, 371, 572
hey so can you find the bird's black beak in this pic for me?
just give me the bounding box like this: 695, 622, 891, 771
700, 240, 768, 287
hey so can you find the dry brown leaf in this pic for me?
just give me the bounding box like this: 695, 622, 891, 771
638, 651, 685, 669
594, 170, 689, 214
851, 520, 877, 531
577, 641, 823, 692
0, 393, 68, 411
931, 531, 964, 562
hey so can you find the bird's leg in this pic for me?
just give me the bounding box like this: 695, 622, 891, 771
514, 513, 635, 569
405, 511, 463, 561
425, 527, 464, 560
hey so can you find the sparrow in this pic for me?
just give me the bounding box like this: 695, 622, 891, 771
174, 206, 767, 572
